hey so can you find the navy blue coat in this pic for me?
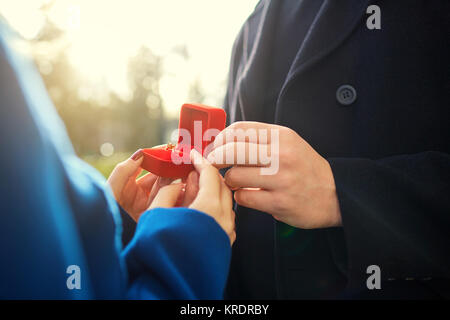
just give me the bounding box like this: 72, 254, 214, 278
224, 0, 450, 299
0, 23, 230, 299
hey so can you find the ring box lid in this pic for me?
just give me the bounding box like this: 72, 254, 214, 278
141, 103, 226, 178
175, 103, 226, 153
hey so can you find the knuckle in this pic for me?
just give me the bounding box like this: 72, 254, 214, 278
281, 154, 295, 169
283, 126, 298, 139
273, 192, 288, 212
277, 171, 291, 187
115, 161, 127, 170
281, 146, 295, 160
229, 121, 244, 130
284, 127, 296, 136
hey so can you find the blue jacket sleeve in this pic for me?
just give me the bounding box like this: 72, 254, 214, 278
123, 207, 231, 299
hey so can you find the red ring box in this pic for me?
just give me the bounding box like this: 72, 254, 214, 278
141, 103, 226, 178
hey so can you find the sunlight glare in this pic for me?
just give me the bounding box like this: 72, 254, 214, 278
0, 0, 259, 116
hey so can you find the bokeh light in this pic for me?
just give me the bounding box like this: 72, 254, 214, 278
0, 0, 258, 115
100, 142, 114, 157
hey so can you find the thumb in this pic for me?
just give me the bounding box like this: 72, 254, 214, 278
107, 149, 143, 198
149, 182, 184, 209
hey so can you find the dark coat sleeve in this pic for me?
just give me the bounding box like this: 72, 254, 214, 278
328, 151, 450, 286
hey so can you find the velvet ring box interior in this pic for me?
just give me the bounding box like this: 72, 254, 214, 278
141, 103, 226, 178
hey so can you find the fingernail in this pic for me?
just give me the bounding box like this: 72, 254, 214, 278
131, 149, 143, 161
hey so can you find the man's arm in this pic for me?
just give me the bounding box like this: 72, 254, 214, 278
207, 122, 450, 288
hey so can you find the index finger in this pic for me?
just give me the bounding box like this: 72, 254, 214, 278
206, 141, 273, 169
211, 121, 279, 151
190, 149, 221, 198
107, 151, 144, 198
149, 183, 183, 210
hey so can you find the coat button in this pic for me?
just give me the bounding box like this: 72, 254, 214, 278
336, 85, 357, 105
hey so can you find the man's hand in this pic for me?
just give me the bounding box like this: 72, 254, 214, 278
206, 121, 342, 229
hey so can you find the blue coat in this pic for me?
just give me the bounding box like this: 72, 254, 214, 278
0, 23, 230, 299
224, 0, 450, 299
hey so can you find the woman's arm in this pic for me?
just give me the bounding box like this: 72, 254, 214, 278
107, 149, 236, 299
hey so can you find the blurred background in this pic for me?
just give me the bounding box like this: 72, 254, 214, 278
0, 0, 258, 176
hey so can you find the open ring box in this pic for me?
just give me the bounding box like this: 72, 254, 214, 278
141, 103, 226, 178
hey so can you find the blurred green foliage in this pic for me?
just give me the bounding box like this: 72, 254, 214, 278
82, 153, 130, 178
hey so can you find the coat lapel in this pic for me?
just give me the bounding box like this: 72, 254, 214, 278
235, 0, 281, 122
275, 0, 371, 122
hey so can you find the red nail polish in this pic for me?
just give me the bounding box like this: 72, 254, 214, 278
131, 149, 143, 161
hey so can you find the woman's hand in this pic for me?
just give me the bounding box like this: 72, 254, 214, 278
107, 149, 183, 222
188, 149, 236, 245
107, 149, 236, 245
